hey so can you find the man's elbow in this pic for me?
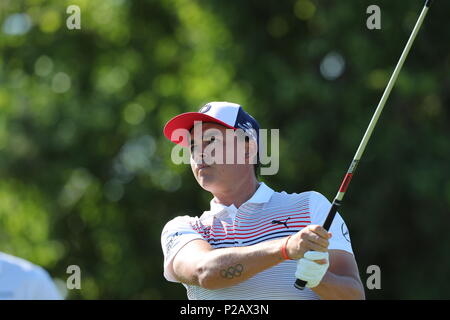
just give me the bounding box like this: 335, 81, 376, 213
348, 278, 366, 300
195, 264, 223, 290
173, 253, 223, 290
347, 287, 366, 300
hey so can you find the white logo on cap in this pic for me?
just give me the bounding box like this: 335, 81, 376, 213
198, 104, 212, 113
237, 121, 252, 131
237, 121, 257, 140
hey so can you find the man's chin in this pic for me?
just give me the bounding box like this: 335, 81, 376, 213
196, 176, 217, 193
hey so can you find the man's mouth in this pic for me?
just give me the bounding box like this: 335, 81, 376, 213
197, 164, 210, 170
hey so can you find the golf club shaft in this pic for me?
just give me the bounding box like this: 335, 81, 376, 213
295, 0, 433, 290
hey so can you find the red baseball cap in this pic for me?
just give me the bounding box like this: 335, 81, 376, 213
163, 102, 260, 147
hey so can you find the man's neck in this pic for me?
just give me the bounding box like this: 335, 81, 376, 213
212, 178, 260, 209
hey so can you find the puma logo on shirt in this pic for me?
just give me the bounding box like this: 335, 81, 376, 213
271, 217, 290, 229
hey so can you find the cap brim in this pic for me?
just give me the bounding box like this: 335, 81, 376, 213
163, 112, 236, 147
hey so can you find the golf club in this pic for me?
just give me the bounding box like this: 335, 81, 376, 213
294, 0, 434, 290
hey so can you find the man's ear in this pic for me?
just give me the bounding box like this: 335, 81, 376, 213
246, 139, 258, 165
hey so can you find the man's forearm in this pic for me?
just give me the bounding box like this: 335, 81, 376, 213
311, 271, 366, 300
195, 237, 286, 290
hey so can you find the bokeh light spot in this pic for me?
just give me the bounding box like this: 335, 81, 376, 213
52, 72, 71, 93
320, 52, 345, 80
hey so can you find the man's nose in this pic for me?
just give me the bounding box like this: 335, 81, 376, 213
193, 151, 206, 164
192, 144, 210, 162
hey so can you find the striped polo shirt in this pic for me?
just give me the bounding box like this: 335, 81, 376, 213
161, 182, 353, 300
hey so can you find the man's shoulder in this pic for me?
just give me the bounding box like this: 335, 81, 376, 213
165, 214, 200, 224
161, 214, 201, 233
268, 189, 331, 213
0, 252, 50, 281
0, 252, 37, 271
271, 189, 325, 203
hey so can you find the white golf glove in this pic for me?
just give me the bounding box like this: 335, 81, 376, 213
295, 251, 330, 288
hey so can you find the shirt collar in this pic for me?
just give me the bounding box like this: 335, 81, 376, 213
208, 182, 274, 215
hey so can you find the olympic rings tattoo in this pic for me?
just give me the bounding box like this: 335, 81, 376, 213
220, 264, 244, 279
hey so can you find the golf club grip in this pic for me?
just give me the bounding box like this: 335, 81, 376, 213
294, 200, 341, 290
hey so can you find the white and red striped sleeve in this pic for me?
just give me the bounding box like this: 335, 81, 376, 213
161, 215, 205, 282
309, 191, 354, 254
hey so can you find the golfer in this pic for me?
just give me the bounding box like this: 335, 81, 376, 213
0, 251, 62, 300
161, 102, 365, 299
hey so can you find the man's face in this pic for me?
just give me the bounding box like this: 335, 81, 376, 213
189, 122, 256, 193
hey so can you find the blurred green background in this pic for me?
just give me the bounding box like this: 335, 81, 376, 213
0, 0, 449, 299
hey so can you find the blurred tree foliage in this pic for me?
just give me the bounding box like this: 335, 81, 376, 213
0, 0, 449, 299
